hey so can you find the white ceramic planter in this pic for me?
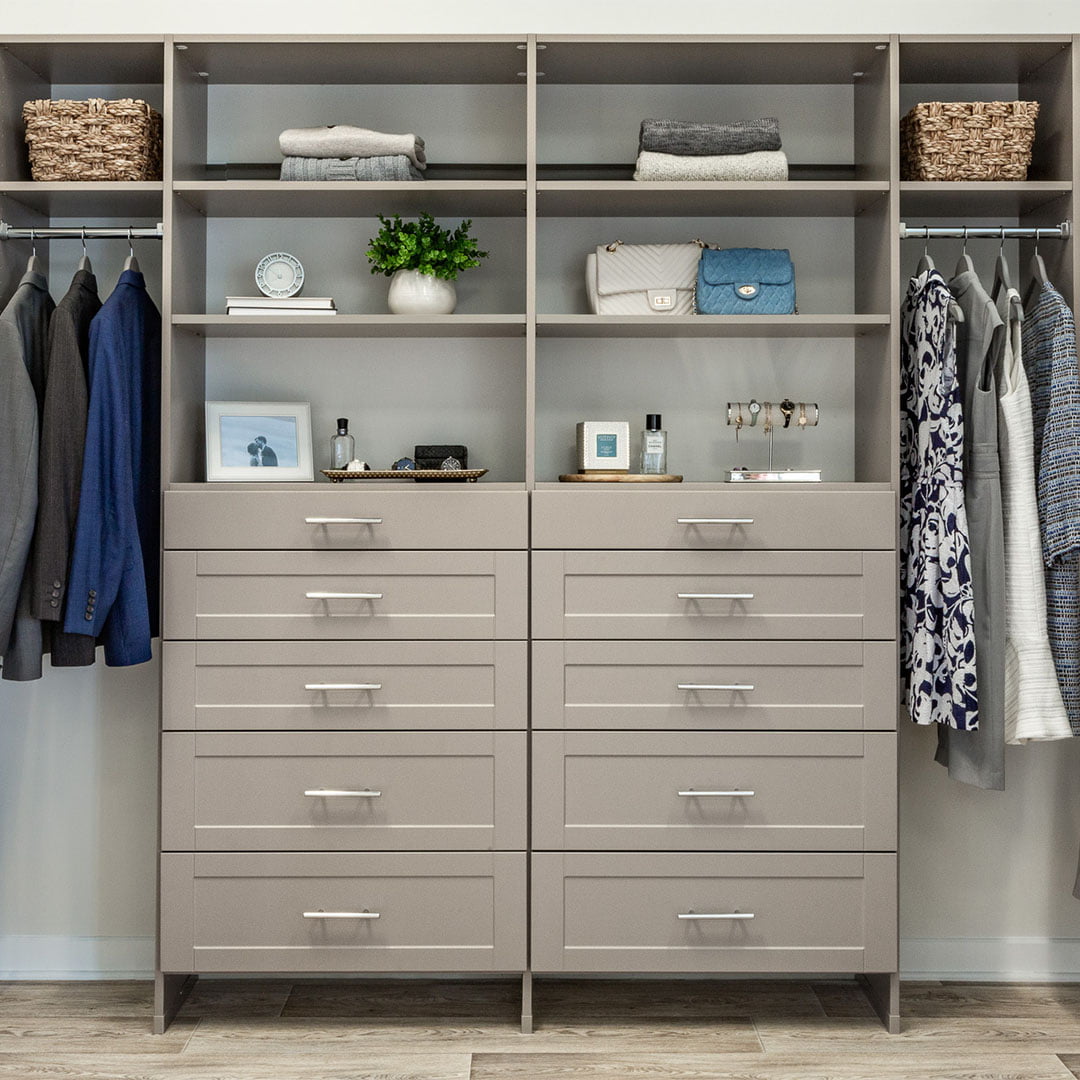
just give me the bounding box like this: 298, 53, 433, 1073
387, 269, 457, 315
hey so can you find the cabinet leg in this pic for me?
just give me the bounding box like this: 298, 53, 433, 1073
858, 972, 900, 1034
520, 971, 533, 1034
154, 972, 197, 1034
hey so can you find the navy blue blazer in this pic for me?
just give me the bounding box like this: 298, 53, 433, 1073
64, 270, 161, 666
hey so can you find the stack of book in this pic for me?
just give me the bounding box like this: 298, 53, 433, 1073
226, 296, 337, 316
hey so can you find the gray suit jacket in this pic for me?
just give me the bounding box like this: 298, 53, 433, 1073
0, 269, 53, 680
30, 270, 101, 667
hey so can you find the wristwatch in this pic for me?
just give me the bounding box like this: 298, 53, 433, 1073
748, 398, 761, 427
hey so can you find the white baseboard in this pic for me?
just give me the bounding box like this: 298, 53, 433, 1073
0, 935, 154, 979
901, 936, 1080, 981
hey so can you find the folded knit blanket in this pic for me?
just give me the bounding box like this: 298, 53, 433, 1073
280, 155, 425, 182
640, 117, 782, 156
279, 125, 427, 170
634, 149, 789, 182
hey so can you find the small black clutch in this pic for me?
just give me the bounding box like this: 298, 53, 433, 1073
414, 445, 468, 470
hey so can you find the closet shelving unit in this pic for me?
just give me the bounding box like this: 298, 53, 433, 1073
0, 32, 1076, 1038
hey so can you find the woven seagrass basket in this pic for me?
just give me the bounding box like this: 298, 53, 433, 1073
900, 100, 1039, 181
23, 98, 163, 182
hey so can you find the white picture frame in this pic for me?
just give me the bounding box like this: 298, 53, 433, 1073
205, 401, 314, 482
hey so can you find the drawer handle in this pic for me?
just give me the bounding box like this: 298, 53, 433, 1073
305, 683, 383, 691
678, 911, 754, 920
306, 592, 384, 600
677, 518, 754, 525
677, 593, 754, 600
677, 683, 755, 692
305, 517, 383, 524
678, 790, 755, 797
303, 910, 380, 919
304, 789, 382, 797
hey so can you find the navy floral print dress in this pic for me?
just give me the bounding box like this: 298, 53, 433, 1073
900, 269, 979, 730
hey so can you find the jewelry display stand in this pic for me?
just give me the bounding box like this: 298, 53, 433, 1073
727, 399, 821, 482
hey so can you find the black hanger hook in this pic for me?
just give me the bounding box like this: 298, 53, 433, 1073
128, 227, 134, 260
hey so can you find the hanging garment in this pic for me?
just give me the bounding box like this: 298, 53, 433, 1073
1023, 281, 1080, 735
935, 268, 1006, 789
900, 268, 979, 731
995, 286, 1071, 742
0, 269, 54, 682
29, 269, 101, 668
63, 269, 161, 667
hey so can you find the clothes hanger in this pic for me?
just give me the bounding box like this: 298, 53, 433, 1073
123, 227, 140, 273
991, 226, 1011, 302
1023, 227, 1050, 309
953, 226, 974, 277
916, 229, 935, 275
77, 225, 92, 273
26, 227, 43, 275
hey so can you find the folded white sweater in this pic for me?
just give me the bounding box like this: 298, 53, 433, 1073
279, 125, 427, 170
633, 149, 788, 182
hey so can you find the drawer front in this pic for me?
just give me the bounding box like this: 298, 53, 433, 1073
532, 490, 896, 551
532, 640, 897, 731
531, 852, 897, 974
165, 490, 528, 550
164, 550, 528, 641
163, 731, 527, 851
532, 550, 896, 640
161, 851, 526, 973
163, 641, 527, 731
532, 731, 896, 852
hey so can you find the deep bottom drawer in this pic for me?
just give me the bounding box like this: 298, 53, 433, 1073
161, 852, 526, 973
531, 852, 896, 973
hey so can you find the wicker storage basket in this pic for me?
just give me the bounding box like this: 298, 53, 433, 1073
22, 98, 163, 182
900, 101, 1039, 181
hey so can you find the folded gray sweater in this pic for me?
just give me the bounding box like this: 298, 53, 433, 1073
639, 117, 782, 156
279, 125, 427, 169
280, 155, 425, 182
633, 149, 789, 182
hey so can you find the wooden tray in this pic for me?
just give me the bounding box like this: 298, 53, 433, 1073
322, 468, 488, 483
559, 473, 683, 483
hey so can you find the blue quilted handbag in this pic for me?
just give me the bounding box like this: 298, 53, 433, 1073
695, 247, 796, 314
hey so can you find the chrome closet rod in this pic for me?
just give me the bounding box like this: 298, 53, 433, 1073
0, 222, 164, 241
899, 221, 1072, 240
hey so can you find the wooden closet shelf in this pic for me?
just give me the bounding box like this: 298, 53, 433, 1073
172, 314, 528, 338
0, 181, 164, 217
537, 315, 891, 338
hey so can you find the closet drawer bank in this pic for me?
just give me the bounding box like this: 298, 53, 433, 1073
532, 550, 897, 640
164, 490, 529, 550
160, 852, 527, 973
162, 731, 527, 851
532, 731, 897, 851
163, 550, 528, 640
531, 852, 897, 974
162, 640, 527, 731
531, 490, 896, 550
532, 640, 897, 731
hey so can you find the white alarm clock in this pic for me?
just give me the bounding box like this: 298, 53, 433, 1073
255, 252, 305, 298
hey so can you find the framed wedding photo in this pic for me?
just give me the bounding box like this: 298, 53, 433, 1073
205, 401, 314, 482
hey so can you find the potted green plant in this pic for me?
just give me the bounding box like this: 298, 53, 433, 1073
366, 213, 489, 314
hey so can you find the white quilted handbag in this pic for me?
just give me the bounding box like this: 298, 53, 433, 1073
585, 240, 703, 315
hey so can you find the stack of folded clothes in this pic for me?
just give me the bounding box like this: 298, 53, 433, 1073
633, 117, 788, 181
279, 125, 427, 181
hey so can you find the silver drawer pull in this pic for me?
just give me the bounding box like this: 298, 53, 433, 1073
303, 910, 380, 919
677, 593, 754, 600
677, 518, 754, 525
678, 790, 755, 797
305, 517, 383, 524
304, 789, 382, 797
677, 683, 755, 692
306, 592, 383, 600
305, 683, 382, 691
678, 911, 754, 920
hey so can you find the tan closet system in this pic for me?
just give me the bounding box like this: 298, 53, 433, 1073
0, 33, 1075, 1038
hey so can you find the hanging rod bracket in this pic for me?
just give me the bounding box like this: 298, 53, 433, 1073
900, 220, 1071, 241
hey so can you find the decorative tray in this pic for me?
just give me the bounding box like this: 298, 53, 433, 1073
559, 473, 683, 483
322, 468, 488, 483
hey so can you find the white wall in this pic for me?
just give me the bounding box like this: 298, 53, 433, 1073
2, 0, 1080, 979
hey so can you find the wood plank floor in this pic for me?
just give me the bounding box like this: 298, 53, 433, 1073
0, 978, 1079, 1079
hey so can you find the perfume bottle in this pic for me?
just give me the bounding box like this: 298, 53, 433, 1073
330, 418, 355, 469
640, 413, 667, 474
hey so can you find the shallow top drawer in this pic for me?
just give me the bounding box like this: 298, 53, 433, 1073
165, 490, 528, 550
532, 489, 895, 550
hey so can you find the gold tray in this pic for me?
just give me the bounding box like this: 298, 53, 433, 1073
323, 468, 488, 483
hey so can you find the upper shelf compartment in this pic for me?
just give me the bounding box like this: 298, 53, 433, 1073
534, 36, 894, 185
